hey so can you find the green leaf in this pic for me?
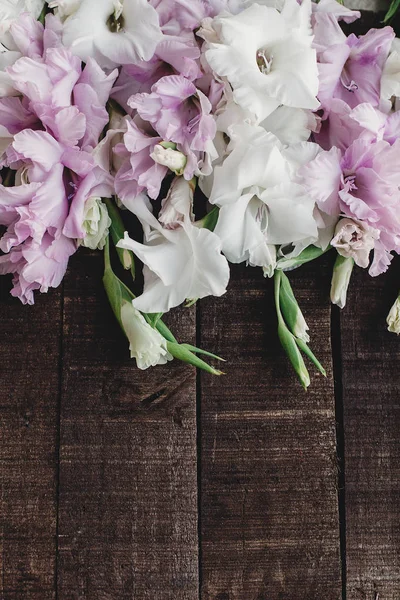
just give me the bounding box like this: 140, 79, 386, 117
103, 238, 135, 332
279, 271, 309, 342
104, 197, 135, 279
197, 206, 220, 232
185, 298, 198, 307
295, 338, 327, 377
146, 313, 164, 328
167, 342, 224, 375
276, 245, 332, 271
180, 344, 225, 362
330, 254, 354, 309
384, 0, 400, 22
154, 319, 178, 344
38, 3, 48, 24
277, 322, 310, 389
274, 271, 310, 389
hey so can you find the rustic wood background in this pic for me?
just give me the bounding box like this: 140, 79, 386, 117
1, 9, 400, 600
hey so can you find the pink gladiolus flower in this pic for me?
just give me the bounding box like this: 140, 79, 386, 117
0, 15, 117, 304
129, 74, 216, 179
315, 14, 395, 114
114, 118, 168, 202
299, 138, 400, 276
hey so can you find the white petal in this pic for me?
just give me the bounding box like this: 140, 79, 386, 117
118, 222, 230, 313
62, 0, 162, 68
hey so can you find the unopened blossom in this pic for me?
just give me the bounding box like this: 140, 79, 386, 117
331, 217, 379, 269
330, 254, 354, 309
79, 198, 111, 250
61, 0, 163, 69
120, 301, 172, 369
151, 144, 187, 175
387, 293, 400, 334
202, 0, 320, 123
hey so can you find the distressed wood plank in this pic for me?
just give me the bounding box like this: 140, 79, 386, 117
200, 260, 341, 600
57, 251, 198, 600
0, 281, 61, 600
341, 261, 400, 600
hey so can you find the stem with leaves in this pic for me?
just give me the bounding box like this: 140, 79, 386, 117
103, 235, 224, 375
274, 270, 326, 389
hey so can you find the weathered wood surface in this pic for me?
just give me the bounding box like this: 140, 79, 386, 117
0, 283, 61, 600
200, 260, 341, 600
57, 251, 198, 600
342, 260, 400, 600
1, 250, 400, 600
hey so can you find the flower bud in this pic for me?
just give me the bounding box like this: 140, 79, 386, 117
331, 218, 378, 269
151, 144, 187, 175
387, 294, 400, 334
278, 322, 310, 389
330, 254, 354, 309
279, 271, 310, 342
121, 301, 172, 369
80, 197, 111, 250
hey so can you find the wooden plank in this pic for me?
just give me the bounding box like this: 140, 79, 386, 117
341, 261, 400, 600
199, 260, 342, 599
57, 250, 198, 599
0, 282, 61, 599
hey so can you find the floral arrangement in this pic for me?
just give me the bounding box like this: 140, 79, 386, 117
0, 0, 400, 388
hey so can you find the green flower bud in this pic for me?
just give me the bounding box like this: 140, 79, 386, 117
331, 254, 354, 309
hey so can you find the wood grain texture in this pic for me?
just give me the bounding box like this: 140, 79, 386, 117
199, 260, 341, 600
0, 281, 61, 600
57, 251, 198, 600
341, 261, 400, 600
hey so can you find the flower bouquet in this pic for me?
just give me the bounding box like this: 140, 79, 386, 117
0, 0, 400, 388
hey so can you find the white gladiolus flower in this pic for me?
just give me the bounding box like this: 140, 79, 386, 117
159, 177, 194, 229
381, 38, 400, 109
62, 0, 163, 69
0, 48, 21, 96
203, 0, 319, 123
120, 301, 172, 369
387, 294, 400, 335
0, 1, 44, 96
47, 0, 81, 19
80, 198, 111, 250
214, 81, 318, 145
0, 0, 44, 49
117, 195, 230, 314
205, 124, 320, 273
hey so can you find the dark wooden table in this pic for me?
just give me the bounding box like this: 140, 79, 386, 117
2, 11, 400, 600
1, 247, 400, 600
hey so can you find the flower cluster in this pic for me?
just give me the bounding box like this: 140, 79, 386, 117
0, 0, 399, 385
